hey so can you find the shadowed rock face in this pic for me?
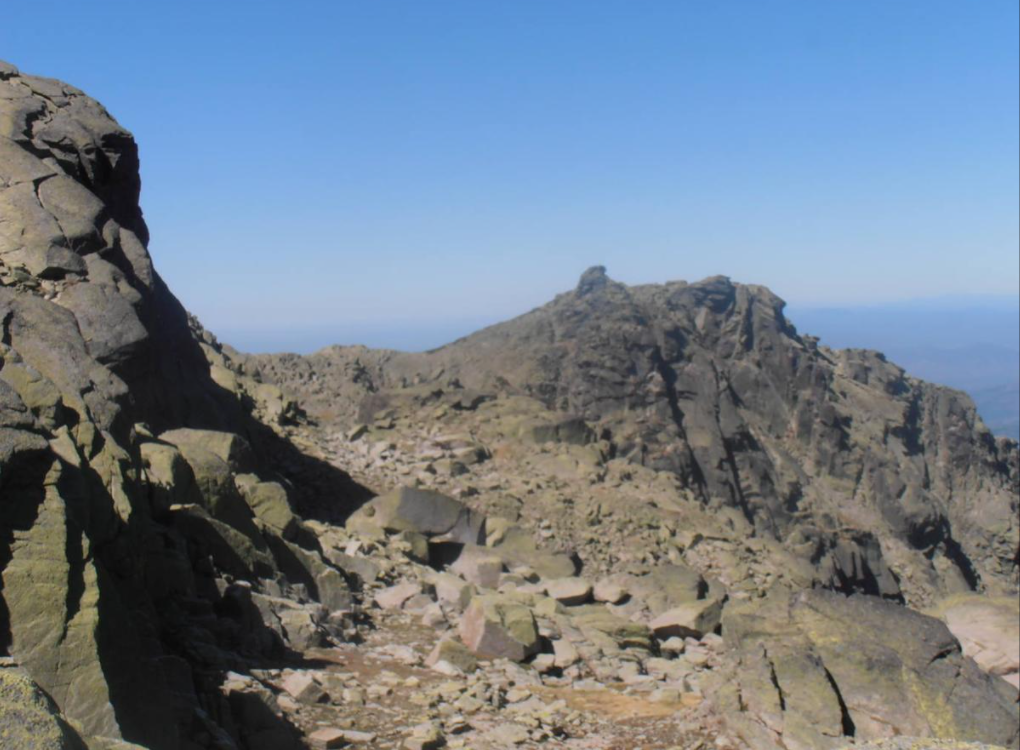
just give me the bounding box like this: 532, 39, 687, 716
247, 268, 1019, 604
0, 61, 366, 748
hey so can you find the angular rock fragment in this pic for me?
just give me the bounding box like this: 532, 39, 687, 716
545, 577, 593, 606
649, 598, 724, 639
458, 594, 540, 662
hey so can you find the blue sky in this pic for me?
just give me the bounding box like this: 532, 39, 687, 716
3, 1, 1018, 352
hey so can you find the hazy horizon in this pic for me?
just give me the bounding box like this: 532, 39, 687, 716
215, 282, 1020, 356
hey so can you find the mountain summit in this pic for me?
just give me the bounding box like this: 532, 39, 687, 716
250, 267, 1019, 605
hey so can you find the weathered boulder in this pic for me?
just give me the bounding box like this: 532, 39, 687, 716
545, 577, 593, 606
649, 597, 724, 639
0, 665, 88, 750
280, 671, 327, 704
139, 440, 201, 516
159, 428, 255, 473
348, 486, 485, 544
709, 589, 1020, 750
234, 473, 302, 540
458, 594, 540, 661
488, 527, 578, 579
431, 571, 474, 610
567, 605, 653, 652
593, 579, 629, 604
160, 429, 262, 540
375, 581, 424, 611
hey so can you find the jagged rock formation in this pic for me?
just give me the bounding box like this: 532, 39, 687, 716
0, 61, 366, 748
709, 589, 1019, 749
247, 266, 1019, 606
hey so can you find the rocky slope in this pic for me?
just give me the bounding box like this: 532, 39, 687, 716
1, 61, 1017, 750
247, 266, 1019, 608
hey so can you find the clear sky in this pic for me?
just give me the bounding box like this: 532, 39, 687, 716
3, 1, 1018, 352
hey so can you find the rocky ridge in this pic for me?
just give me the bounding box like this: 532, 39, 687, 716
246, 266, 1019, 608
1, 61, 1018, 750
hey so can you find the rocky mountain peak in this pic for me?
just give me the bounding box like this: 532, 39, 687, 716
575, 264, 610, 296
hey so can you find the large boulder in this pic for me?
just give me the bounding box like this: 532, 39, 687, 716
709, 589, 1020, 750
458, 594, 540, 662
488, 527, 578, 579
567, 605, 653, 652
348, 486, 485, 544
234, 473, 302, 540
649, 597, 723, 639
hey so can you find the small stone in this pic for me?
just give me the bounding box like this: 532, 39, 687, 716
426, 639, 478, 674
506, 686, 532, 703
684, 647, 711, 668
280, 671, 326, 704
374, 580, 422, 610
405, 724, 446, 749
593, 579, 628, 604
545, 578, 593, 606
660, 637, 686, 655
309, 727, 349, 749
552, 639, 579, 668
532, 653, 556, 673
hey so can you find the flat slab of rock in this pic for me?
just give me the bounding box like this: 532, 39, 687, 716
710, 589, 1019, 750
649, 598, 723, 639
308, 728, 348, 749
545, 577, 593, 606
